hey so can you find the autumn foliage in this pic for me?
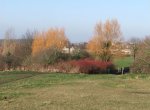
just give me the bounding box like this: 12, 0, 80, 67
32, 28, 69, 56
57, 59, 114, 74
0, 19, 137, 73
73, 59, 114, 73
87, 19, 122, 61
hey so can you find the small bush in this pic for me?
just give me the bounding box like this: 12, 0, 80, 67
74, 59, 114, 74
54, 61, 79, 73
32, 47, 69, 65
70, 49, 90, 60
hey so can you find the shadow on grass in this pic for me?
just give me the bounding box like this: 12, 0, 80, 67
129, 91, 150, 95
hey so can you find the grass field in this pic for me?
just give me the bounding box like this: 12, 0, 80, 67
0, 71, 150, 110
114, 57, 134, 68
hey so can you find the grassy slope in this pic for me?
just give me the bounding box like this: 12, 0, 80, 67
114, 56, 134, 68
0, 71, 150, 110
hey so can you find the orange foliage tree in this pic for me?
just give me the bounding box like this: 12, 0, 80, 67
87, 19, 122, 61
32, 28, 69, 56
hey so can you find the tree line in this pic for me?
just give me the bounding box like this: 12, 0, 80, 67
0, 19, 149, 73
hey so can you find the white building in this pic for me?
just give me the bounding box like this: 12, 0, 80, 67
63, 46, 75, 53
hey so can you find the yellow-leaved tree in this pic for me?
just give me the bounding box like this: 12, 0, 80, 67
32, 28, 69, 56
87, 19, 122, 61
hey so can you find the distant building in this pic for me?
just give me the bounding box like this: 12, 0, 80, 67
121, 42, 132, 55
63, 46, 75, 53
121, 49, 131, 55
62, 42, 87, 53
63, 41, 132, 55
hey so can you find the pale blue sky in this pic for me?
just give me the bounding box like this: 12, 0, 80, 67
0, 0, 150, 42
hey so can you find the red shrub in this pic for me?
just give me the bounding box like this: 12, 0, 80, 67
69, 59, 115, 74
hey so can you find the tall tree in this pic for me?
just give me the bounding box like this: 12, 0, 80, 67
32, 28, 69, 56
14, 30, 36, 66
2, 28, 17, 69
2, 28, 16, 55
132, 36, 150, 73
87, 19, 122, 61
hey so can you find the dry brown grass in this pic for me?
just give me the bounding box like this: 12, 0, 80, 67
0, 72, 150, 110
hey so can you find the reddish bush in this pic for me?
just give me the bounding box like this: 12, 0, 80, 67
53, 59, 115, 74
68, 59, 115, 74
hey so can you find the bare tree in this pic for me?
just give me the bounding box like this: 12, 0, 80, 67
2, 28, 17, 69
21, 30, 36, 57
130, 37, 141, 60
2, 28, 16, 55
16, 30, 37, 67
132, 36, 150, 73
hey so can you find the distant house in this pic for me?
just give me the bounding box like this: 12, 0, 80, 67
63, 46, 75, 53
121, 49, 131, 55
63, 41, 132, 56
63, 42, 87, 53
121, 42, 132, 55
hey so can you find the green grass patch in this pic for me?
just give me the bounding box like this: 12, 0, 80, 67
114, 56, 134, 68
0, 71, 41, 85
0, 71, 150, 110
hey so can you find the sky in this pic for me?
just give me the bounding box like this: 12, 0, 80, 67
0, 0, 150, 42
